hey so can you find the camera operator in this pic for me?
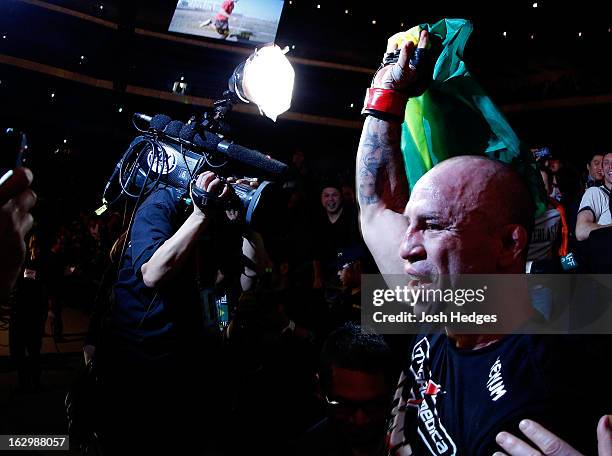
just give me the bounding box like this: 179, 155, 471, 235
98, 170, 267, 454
0, 167, 36, 302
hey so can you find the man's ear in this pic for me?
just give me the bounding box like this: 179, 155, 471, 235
498, 224, 529, 269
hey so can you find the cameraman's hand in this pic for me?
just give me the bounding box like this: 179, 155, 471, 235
192, 171, 230, 219
374, 29, 430, 95
224, 177, 259, 222
0, 168, 36, 299
228, 176, 260, 189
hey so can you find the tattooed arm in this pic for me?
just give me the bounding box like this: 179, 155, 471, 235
356, 29, 429, 274
357, 117, 408, 274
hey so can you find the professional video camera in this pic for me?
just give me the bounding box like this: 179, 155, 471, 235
99, 44, 294, 230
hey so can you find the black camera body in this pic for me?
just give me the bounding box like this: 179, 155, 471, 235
104, 113, 286, 231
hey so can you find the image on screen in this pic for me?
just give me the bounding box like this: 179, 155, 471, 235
169, 0, 285, 44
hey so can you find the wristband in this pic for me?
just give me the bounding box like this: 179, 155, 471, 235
361, 87, 408, 121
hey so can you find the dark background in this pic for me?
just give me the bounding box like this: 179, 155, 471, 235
1, 0, 611, 216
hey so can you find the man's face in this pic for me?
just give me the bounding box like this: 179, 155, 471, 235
399, 167, 502, 281
588, 155, 604, 182
603, 154, 612, 186
327, 366, 389, 450
321, 187, 343, 214
547, 159, 561, 173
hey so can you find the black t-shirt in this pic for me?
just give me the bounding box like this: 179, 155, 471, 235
387, 334, 609, 455
314, 204, 362, 265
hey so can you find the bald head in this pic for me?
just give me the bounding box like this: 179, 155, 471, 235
415, 156, 535, 238
400, 156, 534, 275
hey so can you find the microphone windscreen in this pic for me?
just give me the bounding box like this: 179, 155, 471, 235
226, 144, 288, 175
150, 114, 172, 131
179, 123, 196, 142
193, 131, 222, 151
163, 120, 184, 137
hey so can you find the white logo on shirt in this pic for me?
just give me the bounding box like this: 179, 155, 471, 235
487, 356, 507, 401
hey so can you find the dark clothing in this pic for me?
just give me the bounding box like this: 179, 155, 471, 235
299, 418, 354, 456
300, 417, 386, 456
84, 261, 117, 347
227, 329, 321, 455
388, 334, 608, 455
576, 226, 612, 273
110, 186, 242, 357
325, 289, 361, 333
314, 205, 361, 265
99, 186, 241, 453
9, 266, 48, 391
46, 250, 65, 339
314, 205, 363, 291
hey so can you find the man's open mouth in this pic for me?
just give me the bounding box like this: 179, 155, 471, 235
408, 276, 433, 287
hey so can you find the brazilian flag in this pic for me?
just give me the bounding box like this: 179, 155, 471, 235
400, 18, 547, 216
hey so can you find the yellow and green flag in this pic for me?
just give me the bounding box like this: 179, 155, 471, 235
400, 18, 547, 216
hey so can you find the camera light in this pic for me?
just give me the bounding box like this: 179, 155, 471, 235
231, 44, 295, 122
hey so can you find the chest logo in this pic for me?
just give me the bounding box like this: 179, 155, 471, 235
487, 356, 507, 402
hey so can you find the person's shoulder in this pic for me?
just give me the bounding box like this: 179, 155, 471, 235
581, 186, 601, 200
139, 187, 184, 211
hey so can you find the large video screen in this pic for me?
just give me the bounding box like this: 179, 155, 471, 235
169, 0, 285, 44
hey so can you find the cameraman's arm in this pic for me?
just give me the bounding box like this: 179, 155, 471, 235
141, 211, 208, 288
240, 228, 271, 292
357, 31, 429, 274
141, 172, 227, 288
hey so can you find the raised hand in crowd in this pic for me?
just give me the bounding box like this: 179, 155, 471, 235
0, 167, 36, 300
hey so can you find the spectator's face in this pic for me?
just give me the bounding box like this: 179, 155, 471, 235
588, 155, 604, 181
321, 187, 342, 214
604, 154, 612, 186
400, 161, 504, 281
547, 159, 561, 173
327, 366, 389, 450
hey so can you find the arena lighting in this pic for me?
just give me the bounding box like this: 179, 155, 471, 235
228, 44, 295, 122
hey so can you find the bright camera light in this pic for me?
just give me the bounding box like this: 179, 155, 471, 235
231, 44, 295, 122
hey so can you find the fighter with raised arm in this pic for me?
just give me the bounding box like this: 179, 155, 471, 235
357, 30, 430, 275
356, 27, 609, 455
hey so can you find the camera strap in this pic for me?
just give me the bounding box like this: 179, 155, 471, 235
190, 180, 226, 211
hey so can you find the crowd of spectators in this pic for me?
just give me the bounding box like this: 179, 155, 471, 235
3, 140, 611, 454
530, 147, 612, 274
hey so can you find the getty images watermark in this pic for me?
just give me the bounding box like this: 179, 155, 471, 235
361, 274, 612, 334
372, 284, 494, 324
